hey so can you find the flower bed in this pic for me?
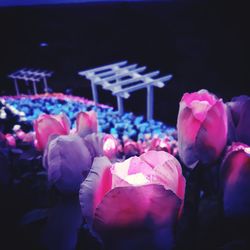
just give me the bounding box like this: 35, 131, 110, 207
0, 91, 250, 250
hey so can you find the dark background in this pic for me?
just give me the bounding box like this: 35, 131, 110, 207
0, 0, 249, 125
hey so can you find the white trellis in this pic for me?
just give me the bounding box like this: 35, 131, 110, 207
8, 68, 53, 95
78, 61, 172, 120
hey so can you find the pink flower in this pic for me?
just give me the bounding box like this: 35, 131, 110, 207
148, 137, 171, 153
102, 134, 118, 160
34, 110, 99, 151
34, 113, 70, 151
79, 150, 185, 249
221, 142, 250, 218
177, 89, 228, 168
123, 139, 142, 157
16, 130, 26, 140
5, 133, 16, 147
76, 111, 98, 137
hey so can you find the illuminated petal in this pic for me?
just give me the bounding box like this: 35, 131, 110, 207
76, 111, 98, 137
196, 99, 228, 164
34, 114, 70, 151
94, 184, 181, 230
79, 156, 112, 231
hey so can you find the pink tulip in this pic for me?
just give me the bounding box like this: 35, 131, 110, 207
76, 111, 98, 137
102, 134, 118, 160
79, 151, 185, 249
16, 130, 26, 140
34, 113, 70, 151
177, 89, 228, 168
221, 142, 250, 218
123, 139, 142, 157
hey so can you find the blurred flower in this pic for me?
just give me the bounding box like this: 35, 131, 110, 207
76, 111, 98, 137
221, 142, 250, 218
79, 151, 185, 249
177, 89, 228, 169
148, 137, 171, 153
22, 132, 35, 143
227, 95, 250, 145
34, 113, 70, 151
123, 139, 142, 158
102, 134, 117, 160
5, 133, 16, 147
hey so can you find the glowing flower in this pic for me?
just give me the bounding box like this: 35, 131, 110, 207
34, 113, 70, 151
177, 89, 228, 168
123, 139, 142, 158
76, 111, 98, 137
102, 134, 117, 160
79, 150, 185, 249
221, 142, 250, 218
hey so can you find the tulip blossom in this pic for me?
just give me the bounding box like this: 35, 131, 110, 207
227, 95, 250, 145
79, 150, 185, 249
76, 110, 98, 137
177, 89, 228, 168
123, 139, 142, 158
102, 134, 117, 160
34, 110, 100, 151
220, 142, 250, 218
34, 113, 70, 151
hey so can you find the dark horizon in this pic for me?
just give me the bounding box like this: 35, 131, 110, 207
0, 1, 249, 125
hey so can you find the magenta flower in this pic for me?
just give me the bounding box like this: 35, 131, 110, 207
34, 113, 70, 151
123, 139, 142, 157
177, 89, 228, 168
5, 133, 16, 147
102, 134, 118, 160
221, 142, 250, 218
79, 150, 185, 249
34, 110, 99, 151
227, 95, 250, 145
76, 111, 98, 137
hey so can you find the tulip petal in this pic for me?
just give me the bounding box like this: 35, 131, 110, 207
140, 151, 186, 199
183, 89, 216, 107
79, 156, 112, 232
195, 100, 227, 164
221, 144, 250, 218
76, 111, 98, 138
34, 114, 69, 151
84, 133, 104, 158
94, 184, 181, 230
177, 104, 200, 167
54, 113, 71, 134
45, 134, 93, 193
